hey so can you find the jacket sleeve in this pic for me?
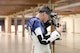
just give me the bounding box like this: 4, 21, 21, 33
34, 20, 61, 45
34, 26, 61, 45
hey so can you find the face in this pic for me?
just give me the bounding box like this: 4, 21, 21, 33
42, 12, 50, 23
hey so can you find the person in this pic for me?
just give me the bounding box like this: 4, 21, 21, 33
25, 5, 63, 53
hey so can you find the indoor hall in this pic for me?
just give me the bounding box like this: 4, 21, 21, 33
0, 0, 80, 53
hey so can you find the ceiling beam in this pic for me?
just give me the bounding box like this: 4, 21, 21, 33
0, 0, 60, 5
55, 2, 80, 10
0, 4, 37, 6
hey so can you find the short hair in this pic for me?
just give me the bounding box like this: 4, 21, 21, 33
38, 5, 52, 15
38, 5, 57, 18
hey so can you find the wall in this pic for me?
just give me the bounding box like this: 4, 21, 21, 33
60, 14, 80, 33
74, 14, 80, 33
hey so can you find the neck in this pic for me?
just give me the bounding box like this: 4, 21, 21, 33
36, 13, 43, 22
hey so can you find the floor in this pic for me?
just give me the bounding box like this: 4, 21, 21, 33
55, 33, 80, 53
0, 32, 80, 53
0, 32, 32, 53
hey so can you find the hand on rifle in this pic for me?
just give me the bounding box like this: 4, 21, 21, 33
56, 24, 63, 33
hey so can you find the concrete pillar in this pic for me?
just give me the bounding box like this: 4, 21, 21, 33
5, 16, 11, 34
22, 14, 25, 37
14, 15, 18, 35
73, 17, 75, 33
